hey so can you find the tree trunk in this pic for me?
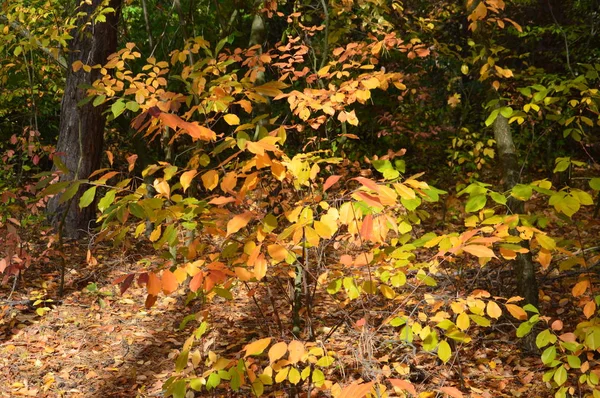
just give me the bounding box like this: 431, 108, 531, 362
47, 0, 121, 239
493, 103, 539, 308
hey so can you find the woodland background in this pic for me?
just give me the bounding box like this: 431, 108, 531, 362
1, 0, 600, 397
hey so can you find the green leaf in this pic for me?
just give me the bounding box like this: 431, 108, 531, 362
206, 372, 221, 390
126, 101, 140, 112
312, 368, 325, 387
541, 345, 556, 365
511, 184, 532, 201
98, 190, 116, 212
585, 327, 600, 350
553, 365, 567, 386
128, 202, 146, 219
251, 380, 264, 397
516, 321, 533, 337
567, 355, 581, 369
189, 378, 203, 391
534, 329, 549, 351
175, 350, 189, 372
92, 95, 106, 107
437, 340, 452, 363
485, 109, 500, 127
111, 100, 126, 118
590, 178, 600, 191
489, 191, 507, 205
40, 180, 70, 196
465, 194, 487, 213
59, 181, 83, 204
79, 186, 97, 208
523, 304, 539, 313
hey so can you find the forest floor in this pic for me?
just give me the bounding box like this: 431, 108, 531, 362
1, 204, 598, 397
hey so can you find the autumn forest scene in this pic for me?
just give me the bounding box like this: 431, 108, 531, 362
1, 0, 600, 397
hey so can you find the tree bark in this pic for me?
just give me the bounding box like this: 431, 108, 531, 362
493, 104, 539, 308
47, 0, 121, 239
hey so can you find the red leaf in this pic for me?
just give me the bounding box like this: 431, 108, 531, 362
323, 175, 341, 192
119, 274, 135, 295
354, 176, 380, 192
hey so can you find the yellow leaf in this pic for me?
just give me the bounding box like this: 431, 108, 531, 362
505, 304, 527, 320
288, 367, 301, 384
437, 340, 452, 363
201, 170, 219, 191
462, 245, 496, 258
287, 340, 305, 364
268, 342, 288, 363
180, 170, 197, 193
536, 233, 556, 250
317, 65, 331, 77
486, 301, 502, 319
149, 225, 162, 242
456, 312, 470, 331
275, 367, 289, 383
314, 220, 334, 238
362, 77, 380, 89
244, 338, 272, 357
226, 211, 253, 236
371, 41, 383, 55
379, 284, 396, 299
393, 183, 416, 199
153, 179, 170, 199
224, 113, 240, 125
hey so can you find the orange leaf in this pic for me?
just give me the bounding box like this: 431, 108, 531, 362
462, 245, 496, 258
360, 214, 374, 242
388, 379, 417, 395
486, 301, 502, 319
287, 340, 305, 364
147, 272, 161, 296
354, 176, 380, 192
189, 272, 204, 292
234, 267, 253, 281
201, 170, 219, 191
227, 211, 253, 236
572, 280, 590, 297
244, 337, 272, 357
323, 175, 341, 192
253, 254, 267, 280
185, 122, 216, 141
267, 244, 288, 262
180, 170, 197, 193
220, 172, 237, 194
208, 196, 236, 206
161, 270, 178, 294
268, 342, 288, 363
339, 382, 374, 398
505, 304, 527, 320
583, 300, 596, 319
440, 386, 464, 398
